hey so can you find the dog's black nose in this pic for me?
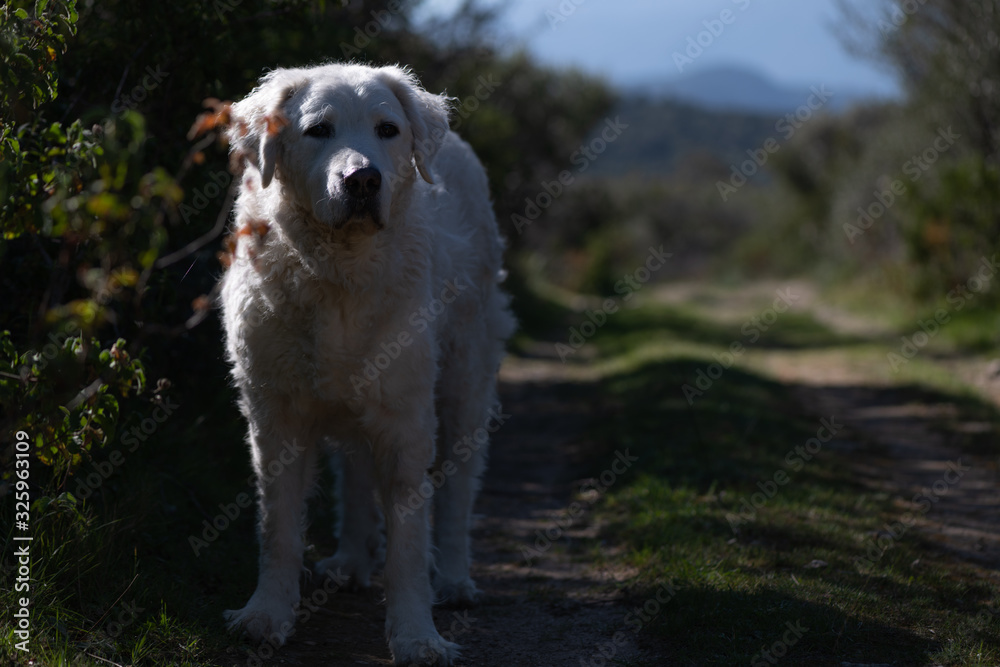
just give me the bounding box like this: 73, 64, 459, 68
344, 167, 381, 198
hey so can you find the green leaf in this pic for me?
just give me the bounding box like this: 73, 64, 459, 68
14, 8, 29, 19
13, 52, 34, 69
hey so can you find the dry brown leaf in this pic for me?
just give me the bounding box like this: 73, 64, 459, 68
265, 112, 290, 135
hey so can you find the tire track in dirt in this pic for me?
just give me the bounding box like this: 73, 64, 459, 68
795, 382, 1000, 570
665, 278, 1000, 571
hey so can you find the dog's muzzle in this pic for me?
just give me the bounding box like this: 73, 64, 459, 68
336, 166, 382, 230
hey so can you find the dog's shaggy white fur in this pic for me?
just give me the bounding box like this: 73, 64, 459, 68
219, 63, 515, 665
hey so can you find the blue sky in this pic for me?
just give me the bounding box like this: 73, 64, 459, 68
418, 0, 899, 96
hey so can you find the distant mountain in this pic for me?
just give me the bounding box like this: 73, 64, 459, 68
632, 66, 890, 115
583, 95, 778, 177
580, 67, 898, 177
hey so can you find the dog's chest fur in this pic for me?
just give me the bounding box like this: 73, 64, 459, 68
224, 238, 434, 410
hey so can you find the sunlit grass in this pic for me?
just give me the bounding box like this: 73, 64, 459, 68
576, 289, 1000, 666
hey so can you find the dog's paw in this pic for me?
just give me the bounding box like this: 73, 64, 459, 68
432, 576, 480, 607
224, 592, 296, 645
315, 550, 378, 591
389, 634, 460, 666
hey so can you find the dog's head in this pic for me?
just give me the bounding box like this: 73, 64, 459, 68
229, 63, 451, 233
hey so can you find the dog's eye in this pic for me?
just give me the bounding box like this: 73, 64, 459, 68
377, 122, 399, 139
304, 122, 333, 139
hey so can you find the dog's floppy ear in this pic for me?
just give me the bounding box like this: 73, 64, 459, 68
378, 66, 452, 184
229, 69, 303, 188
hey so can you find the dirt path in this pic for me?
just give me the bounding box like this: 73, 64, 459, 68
261, 353, 665, 667
738, 281, 1000, 572
760, 361, 1000, 572
230, 281, 1000, 666
654, 281, 1000, 567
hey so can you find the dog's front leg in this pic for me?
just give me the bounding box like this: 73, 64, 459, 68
225, 408, 317, 646
376, 415, 460, 666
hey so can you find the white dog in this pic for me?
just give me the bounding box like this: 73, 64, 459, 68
219, 63, 515, 665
